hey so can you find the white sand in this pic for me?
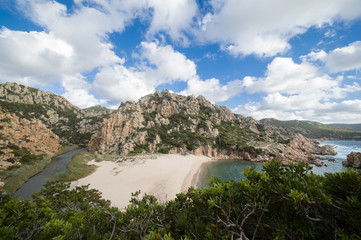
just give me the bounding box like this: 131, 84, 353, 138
77, 154, 211, 209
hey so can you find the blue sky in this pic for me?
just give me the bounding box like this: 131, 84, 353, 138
1, 0, 361, 123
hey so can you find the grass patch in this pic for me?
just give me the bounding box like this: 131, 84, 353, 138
51, 151, 97, 182
54, 145, 79, 157
1, 155, 52, 195
0, 146, 79, 195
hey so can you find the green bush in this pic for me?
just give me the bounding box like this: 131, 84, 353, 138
1, 160, 360, 239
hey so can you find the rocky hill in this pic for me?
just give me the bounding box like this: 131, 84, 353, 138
261, 118, 361, 140
89, 90, 335, 165
0, 107, 61, 169
0, 82, 114, 145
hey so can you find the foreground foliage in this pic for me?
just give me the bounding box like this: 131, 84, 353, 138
1, 160, 360, 239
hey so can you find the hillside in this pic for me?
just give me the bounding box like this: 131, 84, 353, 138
0, 107, 61, 169
0, 82, 114, 145
261, 118, 361, 140
89, 90, 335, 165
329, 123, 361, 131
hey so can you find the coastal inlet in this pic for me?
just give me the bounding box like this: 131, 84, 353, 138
196, 140, 361, 188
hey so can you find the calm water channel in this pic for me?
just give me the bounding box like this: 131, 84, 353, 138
13, 148, 87, 200
196, 141, 361, 188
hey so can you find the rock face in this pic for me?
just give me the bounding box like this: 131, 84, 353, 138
343, 152, 361, 168
0, 107, 62, 169
0, 82, 114, 145
88, 90, 333, 165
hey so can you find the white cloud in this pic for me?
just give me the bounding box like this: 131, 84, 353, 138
234, 56, 361, 123
180, 78, 243, 102
138, 41, 197, 84
0, 0, 200, 107
0, 28, 73, 80
94, 41, 198, 104
198, 0, 361, 57
146, 0, 197, 43
61, 75, 106, 108
324, 41, 361, 73
93, 64, 154, 104
243, 57, 338, 95
302, 41, 361, 74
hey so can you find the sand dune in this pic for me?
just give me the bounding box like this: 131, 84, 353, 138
77, 154, 211, 209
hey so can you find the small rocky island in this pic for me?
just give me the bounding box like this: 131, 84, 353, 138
343, 152, 361, 168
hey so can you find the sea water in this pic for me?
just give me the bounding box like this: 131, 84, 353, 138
196, 141, 361, 188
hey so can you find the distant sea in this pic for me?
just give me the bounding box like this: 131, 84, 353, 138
195, 140, 361, 188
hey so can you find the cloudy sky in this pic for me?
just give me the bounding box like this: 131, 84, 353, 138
1, 0, 361, 123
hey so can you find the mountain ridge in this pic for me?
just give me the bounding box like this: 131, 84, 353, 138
0, 82, 356, 167
0, 82, 114, 145
88, 90, 336, 165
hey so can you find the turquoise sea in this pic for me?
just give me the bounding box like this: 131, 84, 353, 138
195, 140, 361, 188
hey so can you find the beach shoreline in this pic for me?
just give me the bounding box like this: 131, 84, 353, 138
76, 153, 211, 209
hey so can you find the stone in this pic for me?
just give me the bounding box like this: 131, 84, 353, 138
0, 107, 62, 169
343, 152, 361, 168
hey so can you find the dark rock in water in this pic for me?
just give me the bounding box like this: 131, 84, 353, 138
317, 156, 336, 162
310, 159, 323, 167
343, 152, 361, 168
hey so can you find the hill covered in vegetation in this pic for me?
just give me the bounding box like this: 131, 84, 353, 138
329, 123, 361, 131
261, 118, 361, 140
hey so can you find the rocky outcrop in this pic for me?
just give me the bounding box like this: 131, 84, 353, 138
88, 90, 333, 165
0, 82, 114, 145
288, 134, 336, 156
343, 152, 361, 168
0, 107, 62, 169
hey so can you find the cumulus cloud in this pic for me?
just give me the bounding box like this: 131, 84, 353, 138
94, 41, 198, 104
93, 65, 153, 104
146, 0, 197, 43
325, 41, 361, 73
61, 75, 106, 108
0, 28, 73, 81
0, 0, 199, 107
244, 58, 338, 94
198, 0, 361, 57
137, 41, 197, 84
234, 57, 361, 123
180, 78, 243, 103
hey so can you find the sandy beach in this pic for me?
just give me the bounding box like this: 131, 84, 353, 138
77, 154, 211, 209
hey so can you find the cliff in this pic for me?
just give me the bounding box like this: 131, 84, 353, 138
88, 90, 334, 165
0, 82, 114, 145
0, 107, 62, 169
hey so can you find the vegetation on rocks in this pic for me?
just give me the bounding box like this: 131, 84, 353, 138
0, 82, 113, 145
1, 160, 360, 239
261, 118, 361, 140
88, 90, 337, 165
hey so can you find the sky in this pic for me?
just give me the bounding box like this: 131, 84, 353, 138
0, 0, 361, 124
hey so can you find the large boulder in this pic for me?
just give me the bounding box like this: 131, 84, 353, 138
342, 152, 361, 168
319, 145, 337, 155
